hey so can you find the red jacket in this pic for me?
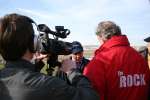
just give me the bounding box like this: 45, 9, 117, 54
84, 35, 150, 100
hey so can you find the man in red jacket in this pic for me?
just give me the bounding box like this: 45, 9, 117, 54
83, 21, 150, 100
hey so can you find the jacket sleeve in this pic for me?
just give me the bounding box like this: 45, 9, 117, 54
46, 70, 100, 100
83, 58, 107, 100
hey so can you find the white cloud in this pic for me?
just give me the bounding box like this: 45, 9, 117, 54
17, 8, 58, 20
12, 0, 150, 45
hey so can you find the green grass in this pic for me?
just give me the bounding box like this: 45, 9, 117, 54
40, 64, 48, 74
0, 64, 4, 70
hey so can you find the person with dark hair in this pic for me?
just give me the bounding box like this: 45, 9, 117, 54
60, 41, 89, 74
144, 36, 150, 60
83, 21, 150, 100
137, 37, 150, 68
138, 46, 148, 60
0, 13, 99, 100
71, 41, 89, 73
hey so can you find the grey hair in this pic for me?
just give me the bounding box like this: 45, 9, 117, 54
96, 21, 121, 40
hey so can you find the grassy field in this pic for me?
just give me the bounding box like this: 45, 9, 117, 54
84, 49, 94, 59
0, 64, 4, 69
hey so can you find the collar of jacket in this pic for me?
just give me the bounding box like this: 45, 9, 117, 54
5, 59, 35, 71
95, 35, 130, 55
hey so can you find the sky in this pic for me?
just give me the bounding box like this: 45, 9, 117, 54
0, 0, 150, 46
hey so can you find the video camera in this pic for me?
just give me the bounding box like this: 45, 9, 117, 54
36, 24, 72, 75
37, 24, 72, 55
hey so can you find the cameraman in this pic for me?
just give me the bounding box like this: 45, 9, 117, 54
0, 13, 99, 100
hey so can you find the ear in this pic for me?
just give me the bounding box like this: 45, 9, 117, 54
97, 35, 105, 45
22, 49, 34, 61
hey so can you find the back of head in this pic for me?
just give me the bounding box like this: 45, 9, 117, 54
144, 36, 150, 43
96, 21, 121, 40
0, 13, 35, 61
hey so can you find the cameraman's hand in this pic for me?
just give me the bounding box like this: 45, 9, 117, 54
34, 52, 48, 61
60, 59, 77, 74
33, 52, 48, 72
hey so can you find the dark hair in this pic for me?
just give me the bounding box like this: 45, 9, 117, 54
96, 21, 121, 40
0, 13, 35, 61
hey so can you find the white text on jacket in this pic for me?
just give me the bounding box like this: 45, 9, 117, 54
118, 71, 146, 88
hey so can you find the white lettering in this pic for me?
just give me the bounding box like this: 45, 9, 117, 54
140, 74, 146, 85
127, 75, 133, 87
118, 71, 146, 88
120, 75, 126, 88
133, 74, 140, 86
118, 71, 123, 76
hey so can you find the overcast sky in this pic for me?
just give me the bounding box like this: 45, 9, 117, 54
0, 0, 150, 46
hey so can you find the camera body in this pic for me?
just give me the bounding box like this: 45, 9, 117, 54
36, 24, 72, 55
36, 24, 72, 71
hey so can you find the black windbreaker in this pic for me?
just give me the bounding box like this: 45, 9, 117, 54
0, 59, 99, 100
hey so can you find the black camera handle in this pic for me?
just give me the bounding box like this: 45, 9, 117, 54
38, 24, 70, 39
